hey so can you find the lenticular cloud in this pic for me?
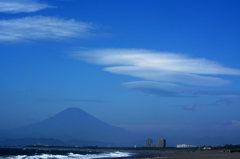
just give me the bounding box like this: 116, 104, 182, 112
0, 0, 53, 13
72, 48, 240, 86
0, 16, 94, 42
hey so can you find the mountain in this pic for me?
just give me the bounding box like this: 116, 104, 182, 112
0, 138, 118, 147
0, 138, 65, 146
0, 108, 138, 146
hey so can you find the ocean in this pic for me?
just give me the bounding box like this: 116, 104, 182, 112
0, 151, 140, 159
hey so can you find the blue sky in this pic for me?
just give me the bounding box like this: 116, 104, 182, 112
0, 0, 240, 145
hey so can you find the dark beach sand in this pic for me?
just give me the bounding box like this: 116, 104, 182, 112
159, 151, 240, 159
122, 150, 240, 159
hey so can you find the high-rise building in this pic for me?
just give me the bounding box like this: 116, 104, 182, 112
158, 138, 166, 147
145, 138, 152, 147
145, 138, 166, 148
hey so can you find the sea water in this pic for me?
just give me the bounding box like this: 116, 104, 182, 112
0, 151, 136, 159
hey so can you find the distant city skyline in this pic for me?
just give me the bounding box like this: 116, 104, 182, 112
145, 138, 166, 148
0, 0, 240, 146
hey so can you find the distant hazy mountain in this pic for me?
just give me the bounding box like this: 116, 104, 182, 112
0, 108, 137, 146
0, 138, 65, 146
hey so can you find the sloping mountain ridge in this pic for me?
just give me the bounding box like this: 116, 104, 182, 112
0, 138, 65, 146
0, 108, 136, 146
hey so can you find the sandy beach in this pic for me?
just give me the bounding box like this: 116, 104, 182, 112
158, 151, 240, 159
123, 150, 240, 159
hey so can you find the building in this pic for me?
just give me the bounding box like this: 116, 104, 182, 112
145, 138, 166, 148
202, 147, 211, 150
158, 138, 166, 147
176, 144, 197, 148
145, 138, 153, 147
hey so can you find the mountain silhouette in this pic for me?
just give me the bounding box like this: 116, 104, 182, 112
0, 138, 65, 146
0, 108, 136, 146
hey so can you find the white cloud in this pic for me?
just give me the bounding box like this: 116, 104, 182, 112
123, 81, 240, 97
216, 120, 240, 127
0, 16, 94, 42
231, 120, 240, 126
72, 48, 240, 86
184, 104, 196, 111
0, 0, 53, 13
216, 98, 236, 105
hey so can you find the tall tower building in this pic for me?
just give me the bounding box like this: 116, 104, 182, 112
158, 138, 166, 147
145, 138, 153, 147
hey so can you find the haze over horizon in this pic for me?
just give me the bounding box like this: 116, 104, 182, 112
0, 0, 240, 146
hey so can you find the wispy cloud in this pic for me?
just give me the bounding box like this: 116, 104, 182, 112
216, 98, 239, 105
123, 81, 240, 97
184, 104, 196, 111
180, 103, 218, 111
215, 120, 240, 127
72, 48, 240, 86
0, 0, 53, 13
176, 99, 239, 111
37, 98, 110, 103
0, 16, 94, 42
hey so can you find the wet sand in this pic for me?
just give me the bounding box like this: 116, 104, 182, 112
123, 150, 240, 159
130, 151, 240, 159
159, 151, 240, 159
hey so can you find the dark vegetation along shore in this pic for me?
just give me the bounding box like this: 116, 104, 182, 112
1, 145, 240, 159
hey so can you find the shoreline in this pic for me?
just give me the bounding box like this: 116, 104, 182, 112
0, 147, 240, 159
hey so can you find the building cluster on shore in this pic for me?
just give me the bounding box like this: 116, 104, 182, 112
176, 144, 197, 148
145, 138, 166, 148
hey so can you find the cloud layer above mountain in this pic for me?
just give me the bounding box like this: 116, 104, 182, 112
72, 48, 240, 86
0, 16, 94, 42
0, 0, 53, 13
123, 81, 240, 97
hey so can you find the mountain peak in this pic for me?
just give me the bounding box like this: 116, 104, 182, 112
65, 107, 83, 111
54, 107, 94, 121
1, 108, 135, 146
59, 107, 86, 114
61, 107, 85, 113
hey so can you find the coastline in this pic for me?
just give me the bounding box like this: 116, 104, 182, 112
1, 147, 240, 159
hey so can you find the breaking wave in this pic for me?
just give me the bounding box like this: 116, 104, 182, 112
1, 151, 133, 159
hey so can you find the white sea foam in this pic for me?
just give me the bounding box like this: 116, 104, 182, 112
0, 151, 132, 159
